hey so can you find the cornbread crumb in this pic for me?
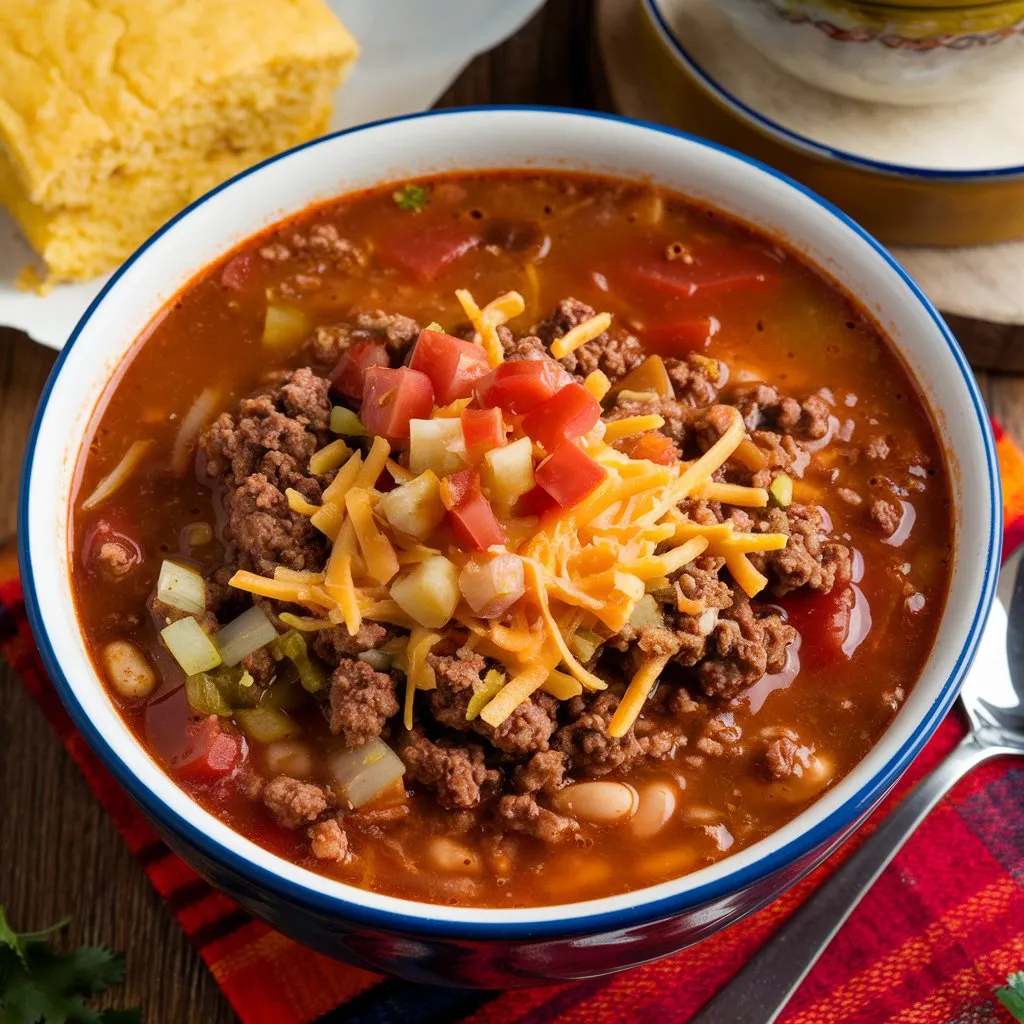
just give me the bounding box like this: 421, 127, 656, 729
0, 0, 359, 282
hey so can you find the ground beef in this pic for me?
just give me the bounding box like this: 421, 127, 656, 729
289, 224, 367, 270
401, 730, 501, 810
535, 297, 644, 380
553, 692, 645, 777
513, 750, 568, 796
608, 393, 689, 444
765, 734, 814, 780
314, 622, 390, 666
730, 383, 831, 440
278, 367, 331, 432
697, 596, 795, 700
328, 659, 399, 747
224, 473, 326, 575
495, 794, 578, 843
663, 355, 720, 408
489, 693, 559, 756
263, 776, 330, 829
694, 714, 743, 758
354, 310, 421, 354
308, 816, 349, 861
310, 311, 418, 365
242, 647, 277, 687
866, 436, 891, 460
501, 331, 548, 361
870, 498, 902, 537
753, 506, 853, 596
427, 647, 487, 730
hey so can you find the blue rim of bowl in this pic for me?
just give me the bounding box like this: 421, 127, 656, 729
18, 105, 1001, 942
642, 0, 1024, 183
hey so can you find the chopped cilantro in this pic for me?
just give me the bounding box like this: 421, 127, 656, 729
0, 907, 140, 1024
393, 184, 430, 213
997, 972, 1024, 1022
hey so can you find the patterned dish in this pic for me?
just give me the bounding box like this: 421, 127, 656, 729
720, 0, 1024, 104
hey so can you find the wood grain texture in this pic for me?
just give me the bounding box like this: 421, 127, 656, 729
0, 2, 1020, 1020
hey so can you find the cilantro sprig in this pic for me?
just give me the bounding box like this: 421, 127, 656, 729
0, 908, 139, 1024
997, 973, 1024, 1023
392, 184, 430, 213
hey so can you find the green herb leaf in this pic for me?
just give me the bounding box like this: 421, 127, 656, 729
0, 908, 140, 1024
393, 184, 430, 213
996, 972, 1024, 1022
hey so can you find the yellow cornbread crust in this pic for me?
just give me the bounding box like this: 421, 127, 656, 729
0, 0, 358, 280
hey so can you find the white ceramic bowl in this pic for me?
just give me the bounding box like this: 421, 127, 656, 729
18, 108, 1000, 985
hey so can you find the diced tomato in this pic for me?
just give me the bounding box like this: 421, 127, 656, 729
375, 220, 482, 282
172, 717, 244, 784
535, 443, 607, 508
780, 585, 855, 666
331, 340, 389, 400
521, 382, 601, 451
639, 316, 720, 352
440, 468, 506, 549
614, 247, 780, 305
514, 485, 558, 518
361, 366, 435, 441
461, 407, 505, 459
220, 252, 259, 291
409, 329, 490, 405
627, 431, 680, 465
475, 358, 574, 415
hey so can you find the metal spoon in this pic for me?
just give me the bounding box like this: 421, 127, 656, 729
691, 544, 1024, 1024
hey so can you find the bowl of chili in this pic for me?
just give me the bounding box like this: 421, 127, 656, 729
19, 107, 1000, 985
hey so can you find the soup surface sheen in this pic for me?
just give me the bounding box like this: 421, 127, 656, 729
71, 172, 952, 908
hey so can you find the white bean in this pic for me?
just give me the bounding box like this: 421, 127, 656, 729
426, 837, 480, 874
102, 640, 156, 699
630, 781, 678, 838
769, 753, 835, 803
263, 740, 315, 779
551, 781, 638, 825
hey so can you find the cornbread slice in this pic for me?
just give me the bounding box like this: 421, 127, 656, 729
0, 0, 358, 282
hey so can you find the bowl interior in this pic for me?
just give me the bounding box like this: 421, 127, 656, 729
20, 107, 999, 935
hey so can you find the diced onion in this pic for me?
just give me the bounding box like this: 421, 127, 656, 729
408, 418, 466, 478
161, 616, 222, 675
330, 406, 366, 436
185, 671, 232, 716
629, 594, 664, 629
235, 707, 301, 743
263, 303, 311, 353
379, 471, 446, 540
80, 440, 154, 511
214, 606, 279, 667
171, 388, 220, 475
156, 560, 207, 616
458, 553, 525, 618
328, 738, 406, 809
358, 649, 391, 671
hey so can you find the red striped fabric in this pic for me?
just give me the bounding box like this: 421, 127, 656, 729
2, 420, 1022, 1023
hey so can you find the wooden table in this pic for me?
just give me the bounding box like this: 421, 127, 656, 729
0, 3, 1021, 1019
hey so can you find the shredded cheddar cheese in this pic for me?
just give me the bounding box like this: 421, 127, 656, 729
227, 291, 794, 740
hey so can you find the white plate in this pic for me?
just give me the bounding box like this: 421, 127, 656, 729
0, 0, 546, 351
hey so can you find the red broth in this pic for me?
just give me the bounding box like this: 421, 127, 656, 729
70, 172, 952, 907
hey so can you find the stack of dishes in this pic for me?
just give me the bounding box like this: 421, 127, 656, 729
634, 0, 1024, 247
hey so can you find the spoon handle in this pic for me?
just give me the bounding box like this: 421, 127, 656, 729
690, 737, 1003, 1024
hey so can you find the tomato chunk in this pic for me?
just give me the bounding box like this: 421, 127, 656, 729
361, 367, 435, 441
409, 329, 490, 405
627, 431, 680, 465
639, 316, 720, 352
173, 717, 243, 784
331, 340, 389, 400
475, 358, 574, 415
440, 468, 506, 549
514, 485, 558, 518
535, 443, 607, 507
780, 585, 855, 666
461, 407, 505, 459
615, 248, 780, 305
521, 382, 601, 451
375, 220, 481, 282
